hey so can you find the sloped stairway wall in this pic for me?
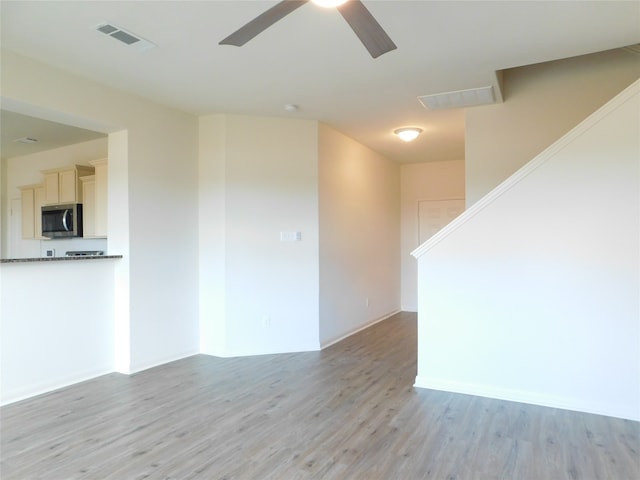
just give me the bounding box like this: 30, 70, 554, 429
412, 80, 639, 420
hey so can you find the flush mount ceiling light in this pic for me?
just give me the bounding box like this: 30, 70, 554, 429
394, 127, 422, 142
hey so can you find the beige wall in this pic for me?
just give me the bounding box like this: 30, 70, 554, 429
319, 123, 400, 345
0, 157, 4, 255
199, 114, 320, 356
414, 81, 640, 420
1, 49, 200, 373
200, 118, 402, 353
198, 114, 228, 355
400, 160, 465, 311
466, 48, 640, 206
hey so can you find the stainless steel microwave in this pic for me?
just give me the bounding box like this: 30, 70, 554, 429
42, 204, 83, 238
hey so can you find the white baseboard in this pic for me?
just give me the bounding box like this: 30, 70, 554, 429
321, 310, 401, 349
414, 376, 639, 421
128, 349, 200, 374
215, 342, 322, 358
1, 366, 114, 406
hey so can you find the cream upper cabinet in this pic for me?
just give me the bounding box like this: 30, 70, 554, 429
18, 184, 45, 239
81, 159, 108, 238
58, 169, 77, 203
42, 165, 94, 205
81, 175, 96, 238
19, 186, 35, 239
43, 172, 59, 205
90, 159, 108, 237
34, 185, 46, 238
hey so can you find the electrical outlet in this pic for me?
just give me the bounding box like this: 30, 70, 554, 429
262, 316, 271, 328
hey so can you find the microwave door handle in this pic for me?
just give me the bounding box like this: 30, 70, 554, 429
62, 210, 70, 231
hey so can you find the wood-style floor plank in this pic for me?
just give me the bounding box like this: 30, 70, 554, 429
1, 312, 638, 479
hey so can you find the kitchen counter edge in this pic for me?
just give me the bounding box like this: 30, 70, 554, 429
1, 255, 123, 264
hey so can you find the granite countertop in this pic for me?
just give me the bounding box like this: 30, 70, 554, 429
1, 255, 123, 264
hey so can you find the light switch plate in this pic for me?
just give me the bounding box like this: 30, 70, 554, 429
280, 231, 302, 242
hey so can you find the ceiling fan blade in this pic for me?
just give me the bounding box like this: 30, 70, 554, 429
220, 0, 308, 46
337, 0, 397, 58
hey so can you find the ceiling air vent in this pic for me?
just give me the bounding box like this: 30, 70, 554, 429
418, 86, 495, 110
14, 137, 39, 144
94, 23, 156, 51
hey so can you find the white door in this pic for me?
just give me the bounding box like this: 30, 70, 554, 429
418, 198, 465, 245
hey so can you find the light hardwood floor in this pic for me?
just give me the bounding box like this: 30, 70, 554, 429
1, 312, 638, 479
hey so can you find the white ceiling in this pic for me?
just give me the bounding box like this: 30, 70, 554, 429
1, 1, 639, 164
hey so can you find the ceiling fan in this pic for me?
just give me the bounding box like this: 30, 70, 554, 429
219, 0, 397, 59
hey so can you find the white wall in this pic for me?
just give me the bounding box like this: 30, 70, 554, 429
1, 260, 116, 405
0, 158, 5, 256
400, 160, 465, 311
466, 48, 640, 206
199, 114, 320, 356
414, 81, 640, 420
3, 138, 108, 258
2, 49, 200, 375
126, 111, 199, 372
318, 123, 400, 346
199, 115, 227, 355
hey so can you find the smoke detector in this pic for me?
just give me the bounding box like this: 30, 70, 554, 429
94, 23, 156, 51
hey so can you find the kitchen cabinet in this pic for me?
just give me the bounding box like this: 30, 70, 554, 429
43, 172, 59, 205
91, 159, 108, 237
81, 175, 96, 238
34, 185, 46, 238
82, 159, 108, 238
18, 184, 45, 239
42, 165, 94, 205
19, 186, 35, 239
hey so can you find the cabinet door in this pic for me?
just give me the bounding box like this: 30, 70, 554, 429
59, 169, 76, 203
34, 185, 46, 238
82, 180, 96, 238
44, 172, 59, 204
94, 163, 108, 236
20, 188, 35, 239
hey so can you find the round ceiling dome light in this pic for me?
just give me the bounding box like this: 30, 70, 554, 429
311, 0, 348, 7
394, 127, 423, 142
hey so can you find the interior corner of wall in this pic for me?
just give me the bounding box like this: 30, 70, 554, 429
493, 70, 505, 103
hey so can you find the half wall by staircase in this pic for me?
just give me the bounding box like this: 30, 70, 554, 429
412, 80, 639, 420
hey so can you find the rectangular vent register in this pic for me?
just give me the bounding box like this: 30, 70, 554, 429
95, 23, 156, 51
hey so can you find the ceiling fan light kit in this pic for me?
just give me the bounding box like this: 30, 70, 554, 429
219, 0, 396, 59
394, 128, 422, 142
312, 0, 347, 7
